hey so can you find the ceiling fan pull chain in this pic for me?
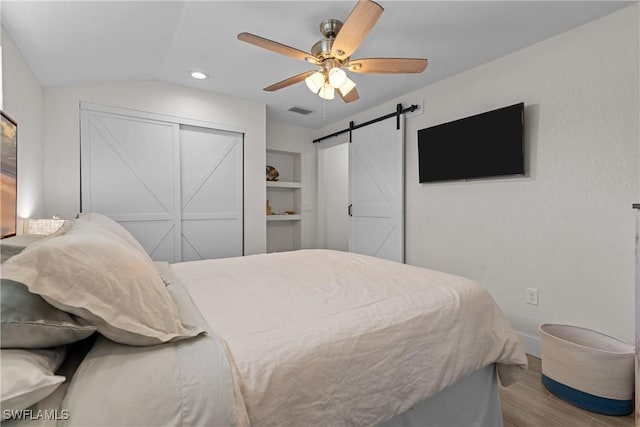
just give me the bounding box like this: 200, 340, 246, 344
323, 98, 327, 121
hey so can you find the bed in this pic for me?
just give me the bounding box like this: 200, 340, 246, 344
1, 214, 527, 426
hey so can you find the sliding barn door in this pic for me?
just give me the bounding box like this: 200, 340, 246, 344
80, 106, 243, 262
348, 117, 404, 262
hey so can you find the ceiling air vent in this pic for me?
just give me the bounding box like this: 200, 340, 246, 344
287, 106, 313, 115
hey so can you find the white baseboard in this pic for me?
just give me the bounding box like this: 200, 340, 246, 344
518, 331, 540, 358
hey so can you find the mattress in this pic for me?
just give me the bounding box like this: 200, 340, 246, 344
171, 249, 527, 426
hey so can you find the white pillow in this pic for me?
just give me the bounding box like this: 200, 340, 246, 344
2, 220, 203, 346
1, 347, 66, 412
77, 212, 149, 258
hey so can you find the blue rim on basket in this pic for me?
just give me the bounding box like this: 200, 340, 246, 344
541, 374, 633, 416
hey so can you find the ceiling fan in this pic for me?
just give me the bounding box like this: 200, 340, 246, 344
237, 0, 428, 103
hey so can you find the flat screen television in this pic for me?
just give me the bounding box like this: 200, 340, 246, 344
418, 102, 524, 183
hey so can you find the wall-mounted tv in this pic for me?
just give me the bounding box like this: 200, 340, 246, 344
418, 102, 524, 183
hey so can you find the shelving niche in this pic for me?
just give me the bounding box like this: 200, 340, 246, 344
266, 149, 302, 253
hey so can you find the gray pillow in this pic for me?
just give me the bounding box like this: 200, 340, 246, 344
1, 279, 96, 349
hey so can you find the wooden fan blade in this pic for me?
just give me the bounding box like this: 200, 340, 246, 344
238, 32, 318, 64
348, 58, 428, 74
338, 87, 359, 103
264, 70, 316, 92
331, 0, 383, 61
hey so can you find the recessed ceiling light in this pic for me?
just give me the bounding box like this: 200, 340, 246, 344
190, 71, 208, 80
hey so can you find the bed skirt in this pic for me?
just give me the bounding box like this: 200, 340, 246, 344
379, 364, 502, 427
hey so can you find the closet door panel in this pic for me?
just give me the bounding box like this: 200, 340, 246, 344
82, 113, 176, 213
179, 126, 243, 261
123, 219, 180, 262
80, 110, 181, 262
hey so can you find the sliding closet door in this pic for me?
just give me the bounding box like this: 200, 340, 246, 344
81, 104, 244, 262
180, 126, 243, 261
348, 117, 404, 262
80, 110, 181, 261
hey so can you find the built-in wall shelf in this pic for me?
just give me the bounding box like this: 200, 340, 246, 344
267, 215, 302, 221
266, 149, 303, 253
267, 181, 302, 188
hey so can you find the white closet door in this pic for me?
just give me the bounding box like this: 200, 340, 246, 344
180, 126, 243, 261
348, 117, 404, 262
81, 110, 181, 262
81, 106, 244, 263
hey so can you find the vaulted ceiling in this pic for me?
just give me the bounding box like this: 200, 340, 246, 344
2, 1, 633, 128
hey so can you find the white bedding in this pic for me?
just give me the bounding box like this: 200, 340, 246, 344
56, 278, 248, 427
2, 274, 248, 427
171, 249, 527, 427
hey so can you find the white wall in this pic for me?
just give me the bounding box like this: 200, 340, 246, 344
316, 5, 639, 348
266, 120, 317, 248
1, 29, 44, 222
43, 81, 267, 254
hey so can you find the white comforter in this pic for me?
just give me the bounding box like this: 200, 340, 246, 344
171, 249, 527, 427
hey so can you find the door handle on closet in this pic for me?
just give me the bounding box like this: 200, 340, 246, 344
348, 204, 353, 217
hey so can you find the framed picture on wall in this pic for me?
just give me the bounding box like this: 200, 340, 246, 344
1, 111, 18, 238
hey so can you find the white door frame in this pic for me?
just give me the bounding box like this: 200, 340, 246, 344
317, 136, 350, 251
80, 102, 245, 134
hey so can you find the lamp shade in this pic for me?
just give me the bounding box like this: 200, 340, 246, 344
338, 77, 356, 96
305, 72, 324, 94
328, 67, 347, 88
318, 83, 335, 100
25, 218, 66, 235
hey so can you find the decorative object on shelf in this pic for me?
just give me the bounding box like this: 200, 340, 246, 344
266, 200, 272, 215
284, 210, 296, 215
266, 165, 279, 181
1, 110, 17, 239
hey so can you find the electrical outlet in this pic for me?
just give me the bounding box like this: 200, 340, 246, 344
526, 288, 539, 306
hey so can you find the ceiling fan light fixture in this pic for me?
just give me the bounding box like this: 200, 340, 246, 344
328, 67, 347, 88
318, 83, 335, 100
338, 77, 356, 96
305, 71, 325, 94
238, 0, 428, 104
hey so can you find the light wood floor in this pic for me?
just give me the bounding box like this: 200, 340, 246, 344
500, 355, 634, 427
